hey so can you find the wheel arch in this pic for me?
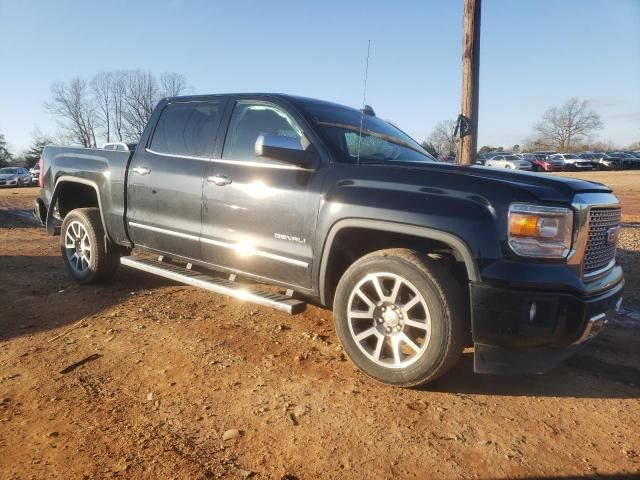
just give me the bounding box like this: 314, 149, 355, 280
318, 219, 479, 306
47, 176, 110, 242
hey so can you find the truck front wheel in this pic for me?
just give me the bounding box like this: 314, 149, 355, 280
60, 208, 119, 284
333, 249, 465, 387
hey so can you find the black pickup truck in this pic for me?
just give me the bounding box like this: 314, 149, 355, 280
35, 93, 624, 387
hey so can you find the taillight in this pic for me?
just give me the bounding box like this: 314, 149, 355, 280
38, 157, 44, 188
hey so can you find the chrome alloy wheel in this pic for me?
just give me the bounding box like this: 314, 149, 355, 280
64, 220, 92, 274
347, 272, 431, 369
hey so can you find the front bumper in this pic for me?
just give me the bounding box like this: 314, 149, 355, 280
470, 271, 624, 374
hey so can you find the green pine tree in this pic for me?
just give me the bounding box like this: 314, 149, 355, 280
0, 133, 14, 168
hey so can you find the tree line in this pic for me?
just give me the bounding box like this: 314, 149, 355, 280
2, 92, 638, 169
423, 97, 639, 157
0, 70, 189, 168
46, 70, 189, 148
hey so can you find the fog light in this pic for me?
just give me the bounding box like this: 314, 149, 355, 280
528, 302, 537, 323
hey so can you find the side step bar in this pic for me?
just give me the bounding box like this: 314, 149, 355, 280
120, 256, 306, 315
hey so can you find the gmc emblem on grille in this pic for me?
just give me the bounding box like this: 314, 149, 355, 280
606, 226, 620, 245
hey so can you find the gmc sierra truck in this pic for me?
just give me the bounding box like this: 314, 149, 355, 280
35, 93, 624, 387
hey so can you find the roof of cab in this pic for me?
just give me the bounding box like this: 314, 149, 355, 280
163, 93, 361, 113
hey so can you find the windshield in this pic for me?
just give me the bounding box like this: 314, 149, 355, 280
296, 100, 435, 164
564, 154, 580, 159
0, 168, 18, 174
503, 155, 521, 160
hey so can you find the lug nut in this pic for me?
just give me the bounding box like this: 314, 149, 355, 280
396, 326, 402, 332
385, 327, 392, 333
377, 318, 383, 324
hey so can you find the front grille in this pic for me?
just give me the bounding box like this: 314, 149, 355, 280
583, 207, 620, 275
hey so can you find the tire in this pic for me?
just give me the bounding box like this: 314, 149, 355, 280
60, 208, 120, 284
333, 249, 466, 387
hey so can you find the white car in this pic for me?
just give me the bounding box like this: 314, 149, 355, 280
29, 165, 41, 184
548, 154, 592, 171
485, 154, 532, 171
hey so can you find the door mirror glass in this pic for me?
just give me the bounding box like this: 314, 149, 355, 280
255, 134, 316, 167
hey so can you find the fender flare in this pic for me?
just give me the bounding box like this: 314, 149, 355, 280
318, 218, 480, 305
46, 176, 111, 242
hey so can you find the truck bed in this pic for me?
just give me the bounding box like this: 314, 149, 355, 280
41, 145, 134, 244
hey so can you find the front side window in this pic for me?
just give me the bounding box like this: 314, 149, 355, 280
222, 103, 303, 161
149, 102, 220, 158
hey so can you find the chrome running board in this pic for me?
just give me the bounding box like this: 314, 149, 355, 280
120, 256, 306, 315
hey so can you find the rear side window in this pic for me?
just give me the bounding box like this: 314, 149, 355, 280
150, 102, 220, 158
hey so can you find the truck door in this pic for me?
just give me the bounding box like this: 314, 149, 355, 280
200, 99, 324, 289
126, 99, 226, 259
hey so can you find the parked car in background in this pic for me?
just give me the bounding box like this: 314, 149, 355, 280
548, 153, 592, 171
522, 153, 563, 172
610, 152, 640, 169
485, 154, 532, 170
0, 167, 32, 187
578, 153, 622, 171
30, 165, 41, 184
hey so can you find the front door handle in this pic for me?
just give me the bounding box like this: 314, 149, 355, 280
132, 166, 151, 175
207, 174, 232, 186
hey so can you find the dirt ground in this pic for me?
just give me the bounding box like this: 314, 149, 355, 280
1, 173, 639, 479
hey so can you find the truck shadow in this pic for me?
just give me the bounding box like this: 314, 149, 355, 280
425, 330, 640, 399
0, 255, 177, 342
0, 209, 42, 229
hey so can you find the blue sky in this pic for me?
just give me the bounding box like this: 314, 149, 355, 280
0, 0, 638, 152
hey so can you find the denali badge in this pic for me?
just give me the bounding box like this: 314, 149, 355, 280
275, 233, 307, 244
606, 226, 620, 246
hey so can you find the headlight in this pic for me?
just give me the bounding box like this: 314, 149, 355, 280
508, 203, 573, 258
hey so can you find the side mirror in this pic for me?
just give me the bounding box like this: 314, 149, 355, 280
255, 135, 317, 167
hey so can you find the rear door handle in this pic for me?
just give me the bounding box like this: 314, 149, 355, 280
207, 174, 232, 186
132, 166, 151, 175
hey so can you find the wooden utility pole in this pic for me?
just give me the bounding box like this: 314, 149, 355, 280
458, 0, 481, 165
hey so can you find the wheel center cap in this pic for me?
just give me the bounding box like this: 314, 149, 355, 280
383, 309, 400, 327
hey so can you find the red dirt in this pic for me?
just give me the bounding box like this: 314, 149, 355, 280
1, 184, 639, 479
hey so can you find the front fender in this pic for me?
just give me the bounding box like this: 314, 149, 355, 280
317, 217, 483, 305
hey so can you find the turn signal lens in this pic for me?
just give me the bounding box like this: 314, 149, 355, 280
509, 214, 539, 236
508, 204, 573, 258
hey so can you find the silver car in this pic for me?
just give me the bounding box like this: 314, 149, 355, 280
485, 154, 532, 171
548, 153, 593, 171
0, 167, 32, 187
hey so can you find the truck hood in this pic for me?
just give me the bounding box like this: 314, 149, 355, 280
366, 161, 611, 203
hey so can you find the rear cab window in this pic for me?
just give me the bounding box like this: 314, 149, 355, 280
149, 102, 222, 158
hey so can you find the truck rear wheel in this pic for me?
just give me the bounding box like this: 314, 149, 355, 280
333, 248, 465, 387
60, 208, 119, 284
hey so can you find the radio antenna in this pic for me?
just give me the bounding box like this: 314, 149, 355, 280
356, 40, 371, 165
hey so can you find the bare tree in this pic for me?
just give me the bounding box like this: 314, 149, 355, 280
91, 72, 114, 143
110, 71, 128, 142
534, 98, 603, 151
46, 78, 97, 147
122, 70, 159, 139
47, 70, 190, 145
160, 72, 188, 97
427, 119, 458, 156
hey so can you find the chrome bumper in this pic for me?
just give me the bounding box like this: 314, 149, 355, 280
573, 296, 623, 345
